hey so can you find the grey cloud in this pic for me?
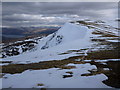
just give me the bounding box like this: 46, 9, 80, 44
2, 2, 118, 27
2, 2, 117, 14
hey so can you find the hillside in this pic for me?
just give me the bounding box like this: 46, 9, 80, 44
1, 19, 120, 88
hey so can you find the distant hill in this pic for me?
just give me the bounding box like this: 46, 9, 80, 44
2, 26, 60, 43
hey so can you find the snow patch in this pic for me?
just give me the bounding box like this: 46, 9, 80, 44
2, 63, 109, 88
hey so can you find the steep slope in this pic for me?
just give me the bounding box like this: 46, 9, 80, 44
41, 23, 88, 49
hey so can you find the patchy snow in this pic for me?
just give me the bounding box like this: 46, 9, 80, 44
66, 63, 76, 66
2, 63, 110, 88
84, 59, 120, 62
2, 21, 118, 64
0, 63, 9, 66
2, 20, 119, 64
1, 20, 119, 88
107, 40, 119, 42
95, 59, 120, 62
103, 68, 110, 71
2, 22, 92, 64
105, 19, 118, 29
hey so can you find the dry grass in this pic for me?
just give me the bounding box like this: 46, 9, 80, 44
89, 61, 120, 88
58, 52, 70, 55
91, 39, 106, 42
41, 88, 46, 90
0, 61, 12, 63
63, 74, 73, 78
37, 83, 44, 86
85, 49, 119, 60
60, 66, 76, 69
92, 31, 104, 35
58, 50, 82, 55
85, 41, 120, 60
76, 20, 99, 26
92, 27, 119, 38
92, 30, 118, 37
66, 71, 73, 74
81, 69, 109, 76
2, 56, 85, 74
81, 73, 96, 76
102, 34, 119, 37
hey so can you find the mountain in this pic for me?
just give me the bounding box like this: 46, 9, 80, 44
1, 22, 91, 63
1, 20, 119, 63
41, 22, 88, 49
1, 20, 120, 89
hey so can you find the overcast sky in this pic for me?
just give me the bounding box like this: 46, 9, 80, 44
2, 2, 118, 27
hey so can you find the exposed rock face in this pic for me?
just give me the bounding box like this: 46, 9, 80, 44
2, 40, 38, 58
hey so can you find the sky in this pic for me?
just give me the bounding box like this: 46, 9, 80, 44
2, 2, 118, 27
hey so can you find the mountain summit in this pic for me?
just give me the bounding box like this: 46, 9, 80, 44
41, 22, 88, 49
